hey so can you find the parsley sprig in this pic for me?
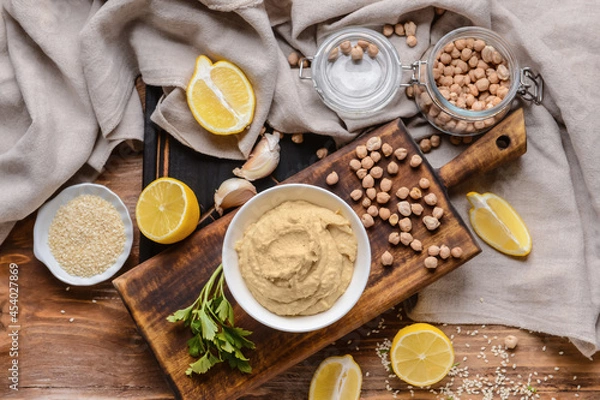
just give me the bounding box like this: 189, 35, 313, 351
167, 264, 255, 376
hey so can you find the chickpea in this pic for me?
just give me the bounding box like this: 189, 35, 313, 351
397, 201, 412, 217
430, 134, 441, 148
388, 213, 399, 227
370, 151, 382, 163
424, 192, 438, 206
382, 24, 394, 37
361, 213, 374, 228
367, 205, 379, 217
366, 136, 382, 151
411, 203, 424, 216
362, 174, 375, 188
394, 23, 405, 36
381, 143, 394, 157
428, 245, 441, 257
387, 161, 399, 175
424, 256, 439, 270
399, 217, 412, 232
361, 197, 372, 208
409, 187, 422, 200
325, 171, 339, 186
439, 244, 451, 259
351, 45, 364, 61
340, 40, 352, 55
366, 187, 377, 200
350, 189, 363, 202
419, 138, 432, 153
370, 166, 384, 179
396, 186, 410, 200
379, 207, 391, 221
419, 178, 431, 190
504, 334, 519, 349
328, 47, 339, 62
287, 51, 300, 67
349, 158, 362, 171
355, 145, 368, 159
316, 147, 329, 159
361, 156, 374, 170
409, 154, 423, 168
400, 232, 413, 246
381, 251, 394, 266
404, 21, 417, 36
423, 215, 441, 231
410, 239, 423, 252
432, 206, 445, 220
356, 168, 368, 180
367, 43, 379, 58
451, 246, 464, 258
406, 35, 417, 48
376, 191, 391, 204
389, 232, 401, 245
380, 178, 393, 192
394, 147, 408, 161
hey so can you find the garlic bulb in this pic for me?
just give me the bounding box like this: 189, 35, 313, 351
214, 178, 257, 215
233, 133, 280, 181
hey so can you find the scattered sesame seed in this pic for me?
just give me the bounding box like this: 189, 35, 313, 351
69, 318, 74, 322
60, 310, 65, 314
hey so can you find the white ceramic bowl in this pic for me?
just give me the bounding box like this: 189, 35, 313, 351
222, 183, 371, 333
33, 183, 134, 286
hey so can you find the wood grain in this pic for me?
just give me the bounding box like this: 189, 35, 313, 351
1, 136, 599, 399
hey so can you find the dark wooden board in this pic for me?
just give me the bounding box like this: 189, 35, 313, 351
116, 98, 527, 400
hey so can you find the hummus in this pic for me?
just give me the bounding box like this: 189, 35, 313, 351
235, 200, 358, 316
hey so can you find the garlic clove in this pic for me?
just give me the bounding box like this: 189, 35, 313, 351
233, 133, 280, 181
214, 178, 257, 215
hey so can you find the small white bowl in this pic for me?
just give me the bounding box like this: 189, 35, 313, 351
33, 183, 134, 286
222, 183, 371, 333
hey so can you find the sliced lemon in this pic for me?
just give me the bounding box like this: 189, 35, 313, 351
467, 191, 532, 257
390, 323, 454, 387
186, 55, 255, 135
135, 177, 200, 244
309, 354, 362, 400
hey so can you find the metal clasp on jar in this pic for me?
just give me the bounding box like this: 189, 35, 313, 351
401, 60, 427, 87
298, 57, 314, 80
517, 67, 544, 105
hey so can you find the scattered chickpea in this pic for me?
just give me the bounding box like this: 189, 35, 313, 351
423, 215, 441, 231
361, 156, 374, 170
370, 151, 382, 163
376, 191, 391, 204
326, 171, 339, 186
432, 206, 445, 220
383, 24, 394, 37
409, 187, 422, 200
366, 136, 382, 151
389, 232, 401, 246
419, 138, 432, 153
355, 145, 368, 159
394, 23, 405, 36
406, 35, 417, 48
350, 189, 363, 202
361, 197, 372, 208
387, 161, 399, 175
397, 201, 412, 217
418, 178, 430, 190
451, 246, 464, 258
291, 133, 304, 144
409, 154, 423, 168
287, 51, 300, 67
504, 334, 519, 349
428, 245, 441, 257
404, 21, 417, 36
410, 239, 423, 252
366, 187, 377, 200
381, 251, 394, 266
450, 136, 462, 146
316, 147, 329, 159
297, 58, 309, 68
439, 244, 451, 259
424, 256, 439, 270
349, 158, 361, 171
362, 174, 375, 188
396, 186, 410, 200
381, 143, 394, 157
361, 213, 375, 228
424, 192, 438, 206
367, 205, 379, 217
379, 178, 392, 192
394, 147, 408, 161
379, 207, 391, 221
400, 232, 413, 246
370, 166, 384, 179
399, 217, 412, 233
405, 85, 414, 98
356, 168, 368, 180
411, 203, 424, 216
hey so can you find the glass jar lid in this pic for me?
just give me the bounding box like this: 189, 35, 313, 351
310, 27, 402, 116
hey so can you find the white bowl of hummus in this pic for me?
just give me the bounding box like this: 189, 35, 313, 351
222, 183, 371, 333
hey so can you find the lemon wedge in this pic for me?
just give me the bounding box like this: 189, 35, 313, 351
135, 177, 200, 244
467, 191, 532, 257
309, 354, 362, 400
390, 323, 455, 387
186, 55, 255, 135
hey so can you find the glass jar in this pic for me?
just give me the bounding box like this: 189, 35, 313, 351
301, 26, 543, 135
411, 26, 543, 136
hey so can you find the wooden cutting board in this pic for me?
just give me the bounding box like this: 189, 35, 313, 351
114, 109, 526, 400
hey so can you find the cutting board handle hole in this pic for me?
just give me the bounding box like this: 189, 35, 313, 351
496, 135, 511, 150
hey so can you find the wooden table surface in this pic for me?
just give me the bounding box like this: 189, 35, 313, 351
2, 141, 600, 399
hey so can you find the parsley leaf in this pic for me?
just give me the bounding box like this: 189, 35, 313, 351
168, 264, 255, 376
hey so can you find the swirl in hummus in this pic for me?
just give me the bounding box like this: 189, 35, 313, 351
235, 200, 358, 316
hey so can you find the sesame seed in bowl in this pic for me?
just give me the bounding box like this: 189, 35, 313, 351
33, 183, 134, 286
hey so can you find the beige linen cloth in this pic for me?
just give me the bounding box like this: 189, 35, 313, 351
1, 0, 599, 358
